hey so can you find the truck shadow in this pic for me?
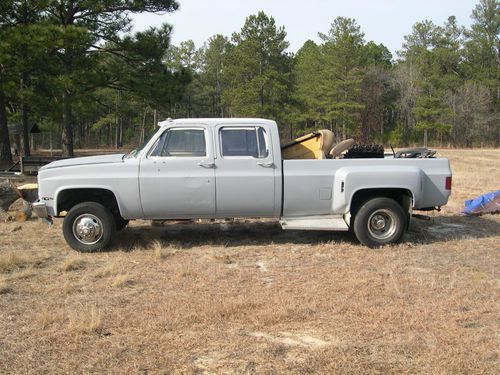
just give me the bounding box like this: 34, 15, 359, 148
112, 220, 348, 251
407, 214, 500, 245
111, 214, 500, 251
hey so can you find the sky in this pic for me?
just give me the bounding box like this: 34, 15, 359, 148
131, 0, 479, 57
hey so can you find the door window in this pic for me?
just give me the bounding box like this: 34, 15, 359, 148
220, 127, 268, 158
150, 128, 206, 157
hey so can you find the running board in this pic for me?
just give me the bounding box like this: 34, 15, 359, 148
280, 215, 349, 231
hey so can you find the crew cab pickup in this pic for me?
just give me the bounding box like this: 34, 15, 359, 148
33, 118, 452, 251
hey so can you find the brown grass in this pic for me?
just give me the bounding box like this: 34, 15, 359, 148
0, 277, 10, 294
111, 273, 133, 287
0, 252, 29, 273
66, 306, 102, 334
59, 255, 85, 272
37, 308, 65, 330
151, 239, 173, 260
0, 252, 47, 273
94, 259, 121, 278
0, 149, 499, 374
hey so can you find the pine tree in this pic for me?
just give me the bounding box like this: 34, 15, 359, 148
292, 40, 324, 134
464, 0, 500, 146
223, 12, 293, 128
319, 17, 366, 140
201, 35, 232, 117
44, 0, 179, 156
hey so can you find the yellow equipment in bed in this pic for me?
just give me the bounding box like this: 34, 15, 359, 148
281, 129, 335, 160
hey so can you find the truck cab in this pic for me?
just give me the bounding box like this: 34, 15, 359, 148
138, 119, 282, 219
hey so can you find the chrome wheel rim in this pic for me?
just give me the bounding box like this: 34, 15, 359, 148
367, 209, 398, 240
72, 214, 103, 245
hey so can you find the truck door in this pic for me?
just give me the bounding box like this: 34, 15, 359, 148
139, 126, 216, 219
215, 124, 276, 218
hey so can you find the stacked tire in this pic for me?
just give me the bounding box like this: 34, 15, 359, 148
344, 144, 384, 159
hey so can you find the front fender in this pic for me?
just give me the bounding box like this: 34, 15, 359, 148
37, 160, 141, 219
53, 184, 124, 215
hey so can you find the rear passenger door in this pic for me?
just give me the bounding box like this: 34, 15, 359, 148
215, 125, 276, 218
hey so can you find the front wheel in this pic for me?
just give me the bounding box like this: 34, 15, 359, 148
353, 197, 406, 248
63, 202, 116, 252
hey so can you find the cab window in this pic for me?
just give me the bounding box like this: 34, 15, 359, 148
220, 127, 268, 158
150, 128, 206, 157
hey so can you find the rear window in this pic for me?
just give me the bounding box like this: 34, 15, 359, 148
220, 127, 268, 158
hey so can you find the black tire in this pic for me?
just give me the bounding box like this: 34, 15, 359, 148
115, 216, 129, 231
344, 144, 384, 159
353, 197, 406, 248
63, 202, 116, 252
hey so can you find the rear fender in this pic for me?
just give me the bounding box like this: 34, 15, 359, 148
333, 166, 422, 213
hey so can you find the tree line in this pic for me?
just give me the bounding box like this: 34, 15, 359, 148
0, 0, 498, 164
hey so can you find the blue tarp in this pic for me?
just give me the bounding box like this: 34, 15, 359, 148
464, 190, 500, 216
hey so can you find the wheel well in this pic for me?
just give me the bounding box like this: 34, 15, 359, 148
350, 188, 413, 218
56, 188, 120, 217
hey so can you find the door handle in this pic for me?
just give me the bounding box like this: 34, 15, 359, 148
198, 162, 215, 168
257, 162, 274, 168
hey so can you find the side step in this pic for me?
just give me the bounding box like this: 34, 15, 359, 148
280, 215, 349, 231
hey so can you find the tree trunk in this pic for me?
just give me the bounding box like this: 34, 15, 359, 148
86, 122, 90, 147
380, 111, 384, 140
114, 123, 118, 149
61, 91, 74, 157
342, 87, 347, 140
17, 183, 39, 203
49, 130, 53, 156
21, 102, 30, 156
141, 109, 147, 144
0, 86, 12, 164
108, 123, 112, 148
20, 74, 30, 157
403, 114, 410, 147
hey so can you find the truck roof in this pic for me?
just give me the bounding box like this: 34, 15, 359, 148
158, 118, 277, 127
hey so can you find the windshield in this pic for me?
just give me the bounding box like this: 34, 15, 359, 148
125, 130, 158, 158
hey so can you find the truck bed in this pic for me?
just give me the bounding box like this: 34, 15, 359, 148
282, 158, 452, 218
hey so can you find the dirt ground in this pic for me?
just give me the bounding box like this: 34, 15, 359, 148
0, 149, 499, 374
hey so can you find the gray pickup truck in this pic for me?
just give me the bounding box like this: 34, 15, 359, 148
33, 118, 452, 251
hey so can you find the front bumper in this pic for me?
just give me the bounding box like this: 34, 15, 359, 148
32, 200, 52, 224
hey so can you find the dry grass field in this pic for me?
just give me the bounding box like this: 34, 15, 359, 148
1, 149, 499, 374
